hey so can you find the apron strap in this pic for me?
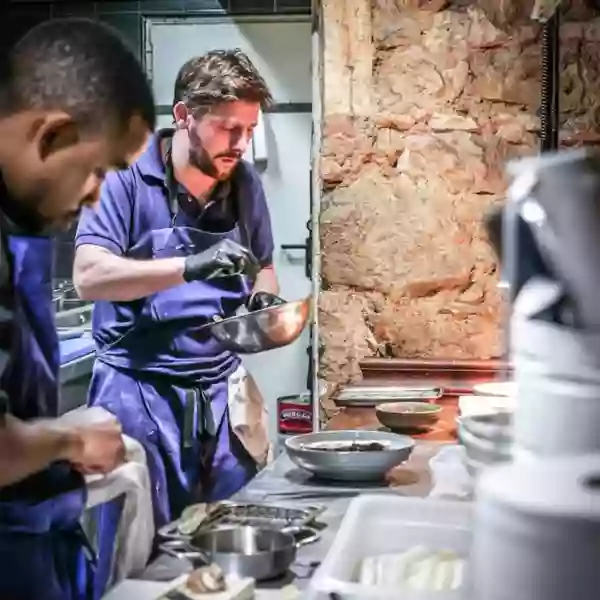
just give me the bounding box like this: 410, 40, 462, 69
197, 387, 227, 498
162, 141, 181, 225
182, 384, 256, 499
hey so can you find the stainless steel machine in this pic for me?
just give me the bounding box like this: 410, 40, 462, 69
473, 5, 600, 599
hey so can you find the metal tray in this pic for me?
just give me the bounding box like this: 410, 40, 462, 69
157, 500, 325, 540
334, 386, 443, 407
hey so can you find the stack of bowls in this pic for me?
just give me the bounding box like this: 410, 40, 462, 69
457, 412, 513, 476
457, 381, 515, 476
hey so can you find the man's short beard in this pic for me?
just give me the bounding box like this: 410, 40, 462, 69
188, 127, 220, 179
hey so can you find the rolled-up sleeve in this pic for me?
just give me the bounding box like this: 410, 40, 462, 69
75, 170, 135, 256
247, 170, 274, 268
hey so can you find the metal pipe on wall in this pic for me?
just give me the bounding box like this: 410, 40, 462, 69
310, 0, 324, 432
492, 9, 561, 382
539, 11, 561, 152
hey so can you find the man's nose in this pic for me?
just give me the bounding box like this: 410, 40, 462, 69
231, 131, 250, 154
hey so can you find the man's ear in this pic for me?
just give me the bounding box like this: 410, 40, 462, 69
173, 102, 189, 130
33, 113, 79, 161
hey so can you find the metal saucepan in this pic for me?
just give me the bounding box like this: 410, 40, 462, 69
203, 297, 310, 354
159, 525, 320, 581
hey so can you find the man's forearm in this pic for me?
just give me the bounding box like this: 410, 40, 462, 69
252, 266, 279, 296
0, 415, 81, 488
74, 245, 186, 302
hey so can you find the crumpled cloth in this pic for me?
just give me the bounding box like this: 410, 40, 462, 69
57, 407, 155, 587
228, 364, 273, 468
427, 444, 473, 501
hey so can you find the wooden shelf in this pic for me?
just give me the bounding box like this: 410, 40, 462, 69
324, 357, 510, 442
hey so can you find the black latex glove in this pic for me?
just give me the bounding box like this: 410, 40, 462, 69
183, 239, 260, 282
246, 291, 286, 312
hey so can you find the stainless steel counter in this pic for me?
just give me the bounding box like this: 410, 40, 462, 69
58, 333, 96, 415
138, 444, 443, 596
54, 279, 96, 414
60, 350, 95, 383
59, 352, 95, 415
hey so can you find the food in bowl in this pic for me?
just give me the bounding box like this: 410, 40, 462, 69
305, 441, 389, 452
375, 402, 442, 431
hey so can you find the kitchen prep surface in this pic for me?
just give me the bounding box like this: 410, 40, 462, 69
129, 442, 449, 598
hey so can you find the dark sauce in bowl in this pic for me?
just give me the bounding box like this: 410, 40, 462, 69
307, 442, 387, 452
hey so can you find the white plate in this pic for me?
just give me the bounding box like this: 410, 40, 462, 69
472, 381, 515, 397
459, 395, 515, 418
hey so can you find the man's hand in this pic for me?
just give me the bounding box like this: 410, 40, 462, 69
246, 291, 286, 312
65, 421, 126, 475
183, 239, 260, 283
0, 415, 126, 487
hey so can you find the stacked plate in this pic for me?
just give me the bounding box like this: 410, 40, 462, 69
457, 412, 513, 476
457, 381, 515, 476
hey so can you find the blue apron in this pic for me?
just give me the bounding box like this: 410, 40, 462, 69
0, 234, 95, 600
88, 155, 257, 529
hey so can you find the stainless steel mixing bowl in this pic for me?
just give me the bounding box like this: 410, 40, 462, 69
204, 297, 310, 354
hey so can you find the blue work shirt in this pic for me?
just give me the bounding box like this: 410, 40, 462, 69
75, 129, 275, 375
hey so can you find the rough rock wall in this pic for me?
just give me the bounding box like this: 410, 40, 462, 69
318, 0, 600, 385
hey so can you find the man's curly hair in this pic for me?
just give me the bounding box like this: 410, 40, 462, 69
0, 18, 155, 134
173, 48, 273, 116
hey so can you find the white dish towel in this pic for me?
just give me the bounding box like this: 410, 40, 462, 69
58, 407, 155, 587
427, 444, 474, 501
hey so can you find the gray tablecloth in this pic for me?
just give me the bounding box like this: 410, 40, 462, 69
139, 443, 444, 594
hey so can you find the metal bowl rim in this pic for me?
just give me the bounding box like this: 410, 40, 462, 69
206, 296, 311, 328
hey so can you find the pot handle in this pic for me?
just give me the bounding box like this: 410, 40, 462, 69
159, 539, 211, 565
281, 525, 321, 548
156, 523, 191, 542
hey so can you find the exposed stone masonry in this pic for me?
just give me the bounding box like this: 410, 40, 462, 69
318, 0, 600, 385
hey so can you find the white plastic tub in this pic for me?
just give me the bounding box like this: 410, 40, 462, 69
309, 495, 473, 600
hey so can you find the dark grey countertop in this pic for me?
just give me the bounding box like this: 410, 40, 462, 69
140, 444, 442, 595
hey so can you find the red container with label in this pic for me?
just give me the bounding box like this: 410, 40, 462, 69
277, 394, 313, 435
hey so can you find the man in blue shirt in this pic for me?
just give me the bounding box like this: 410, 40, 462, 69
0, 19, 155, 600
74, 49, 282, 528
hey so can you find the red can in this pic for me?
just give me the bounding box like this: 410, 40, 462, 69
277, 394, 313, 435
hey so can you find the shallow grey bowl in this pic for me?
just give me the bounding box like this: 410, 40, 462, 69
205, 297, 310, 354
285, 430, 415, 482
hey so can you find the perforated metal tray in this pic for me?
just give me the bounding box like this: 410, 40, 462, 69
335, 386, 443, 407
157, 500, 325, 540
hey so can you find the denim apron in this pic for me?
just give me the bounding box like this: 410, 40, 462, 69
88, 153, 257, 529
0, 233, 95, 600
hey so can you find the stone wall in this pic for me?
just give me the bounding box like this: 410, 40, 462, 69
318, 0, 600, 386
